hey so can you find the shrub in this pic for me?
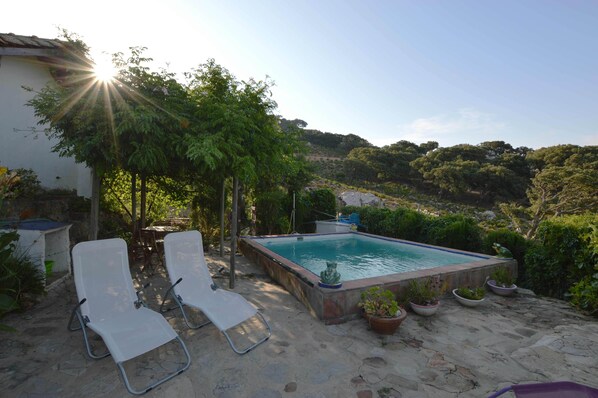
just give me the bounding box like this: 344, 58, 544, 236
482, 229, 529, 285
308, 188, 337, 221
524, 214, 597, 299
424, 214, 483, 252
570, 275, 598, 316
0, 231, 45, 323
343, 206, 392, 236
381, 208, 426, 241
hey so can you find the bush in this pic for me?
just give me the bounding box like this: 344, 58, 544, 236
570, 275, 598, 316
0, 231, 45, 322
381, 208, 426, 242
524, 214, 597, 299
424, 214, 483, 252
343, 206, 392, 236
482, 229, 529, 285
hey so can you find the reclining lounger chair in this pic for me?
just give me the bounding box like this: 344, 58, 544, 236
161, 230, 271, 354
68, 238, 191, 395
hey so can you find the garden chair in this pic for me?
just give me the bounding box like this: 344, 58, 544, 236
68, 238, 191, 395
161, 230, 271, 354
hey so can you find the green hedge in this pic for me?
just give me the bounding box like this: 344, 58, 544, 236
524, 214, 597, 301
342, 206, 483, 252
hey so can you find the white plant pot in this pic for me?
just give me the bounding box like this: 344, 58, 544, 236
487, 279, 517, 296
410, 301, 440, 316
452, 289, 485, 307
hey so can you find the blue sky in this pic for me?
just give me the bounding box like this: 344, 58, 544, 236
5, 0, 598, 148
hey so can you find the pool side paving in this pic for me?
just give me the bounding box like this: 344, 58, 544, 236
1, 248, 597, 397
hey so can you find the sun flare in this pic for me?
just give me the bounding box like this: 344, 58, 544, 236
93, 56, 116, 82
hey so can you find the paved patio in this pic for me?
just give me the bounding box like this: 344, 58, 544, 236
1, 250, 597, 398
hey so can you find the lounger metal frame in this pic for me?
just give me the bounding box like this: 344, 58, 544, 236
160, 279, 271, 355
68, 239, 192, 395
68, 299, 191, 395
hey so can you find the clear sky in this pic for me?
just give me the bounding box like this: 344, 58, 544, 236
4, 0, 598, 148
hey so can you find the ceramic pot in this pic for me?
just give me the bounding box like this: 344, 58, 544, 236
452, 289, 485, 307
410, 301, 440, 316
487, 279, 517, 296
318, 281, 342, 289
365, 308, 407, 335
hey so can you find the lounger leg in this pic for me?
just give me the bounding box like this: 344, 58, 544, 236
68, 306, 110, 359
117, 336, 192, 395
160, 289, 211, 330
222, 312, 272, 355
173, 295, 212, 330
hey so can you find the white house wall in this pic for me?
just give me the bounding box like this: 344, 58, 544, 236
0, 55, 91, 198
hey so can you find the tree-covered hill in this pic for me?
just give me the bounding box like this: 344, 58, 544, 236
280, 117, 598, 237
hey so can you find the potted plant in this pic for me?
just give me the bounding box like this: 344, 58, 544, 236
319, 261, 342, 288
406, 277, 445, 316
358, 286, 407, 335
452, 286, 485, 307
487, 267, 517, 296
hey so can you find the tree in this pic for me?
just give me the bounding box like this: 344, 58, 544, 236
184, 60, 308, 285
501, 165, 598, 238
28, 40, 189, 236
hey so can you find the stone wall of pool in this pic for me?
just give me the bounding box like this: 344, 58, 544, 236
239, 232, 517, 325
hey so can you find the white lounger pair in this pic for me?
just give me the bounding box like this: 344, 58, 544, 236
68, 231, 270, 395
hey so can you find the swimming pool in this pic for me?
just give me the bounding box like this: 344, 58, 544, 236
260, 233, 487, 281
240, 232, 516, 324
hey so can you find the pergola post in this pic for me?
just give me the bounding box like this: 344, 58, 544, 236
229, 176, 238, 289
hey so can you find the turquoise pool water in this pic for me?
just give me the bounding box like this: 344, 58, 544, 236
260, 233, 487, 281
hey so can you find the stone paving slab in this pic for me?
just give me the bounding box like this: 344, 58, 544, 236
1, 251, 597, 397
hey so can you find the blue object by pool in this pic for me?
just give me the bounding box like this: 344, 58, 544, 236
261, 233, 487, 281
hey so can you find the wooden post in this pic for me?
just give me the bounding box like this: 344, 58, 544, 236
131, 173, 137, 236
140, 173, 147, 229
89, 168, 100, 240
220, 179, 225, 257
229, 176, 238, 289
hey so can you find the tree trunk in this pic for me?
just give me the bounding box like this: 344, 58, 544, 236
131, 173, 137, 236
140, 173, 147, 229
220, 180, 225, 257
89, 169, 101, 240
229, 176, 238, 289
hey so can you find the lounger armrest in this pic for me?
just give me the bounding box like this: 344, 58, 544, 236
159, 278, 183, 313
135, 283, 151, 308
68, 298, 88, 330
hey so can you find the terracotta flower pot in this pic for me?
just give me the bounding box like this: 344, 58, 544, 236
365, 308, 407, 335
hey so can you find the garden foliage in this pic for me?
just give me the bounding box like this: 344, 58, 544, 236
524, 214, 597, 301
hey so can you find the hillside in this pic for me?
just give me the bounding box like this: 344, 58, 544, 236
280, 117, 598, 228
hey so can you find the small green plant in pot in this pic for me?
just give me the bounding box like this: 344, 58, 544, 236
358, 286, 406, 335
487, 267, 517, 296
407, 277, 445, 316
453, 286, 486, 307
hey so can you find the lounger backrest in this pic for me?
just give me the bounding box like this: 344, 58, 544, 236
72, 238, 138, 321
163, 231, 214, 297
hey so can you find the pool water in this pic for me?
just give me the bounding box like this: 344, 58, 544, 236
261, 233, 487, 281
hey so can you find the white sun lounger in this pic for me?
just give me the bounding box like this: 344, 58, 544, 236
68, 238, 191, 395
161, 230, 271, 354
